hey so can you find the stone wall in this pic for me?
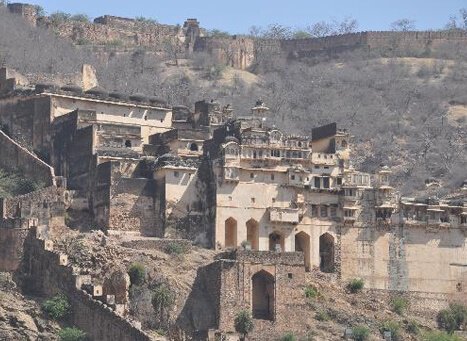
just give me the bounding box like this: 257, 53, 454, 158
18, 229, 154, 341
0, 130, 55, 187
212, 250, 308, 339
1, 186, 68, 229
340, 225, 467, 296
0, 227, 30, 271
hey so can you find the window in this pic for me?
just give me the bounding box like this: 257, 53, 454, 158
259, 151, 263, 158
125, 140, 132, 148
320, 206, 328, 217
324, 166, 329, 169
322, 177, 330, 189
271, 174, 275, 181
330, 206, 337, 218
272, 198, 276, 203
336, 177, 343, 185
250, 173, 254, 179
288, 273, 293, 279
314, 177, 321, 188
461, 216, 467, 224
314, 165, 320, 169
228, 196, 232, 201
174, 171, 179, 178
251, 197, 256, 204
344, 209, 355, 218
291, 174, 295, 181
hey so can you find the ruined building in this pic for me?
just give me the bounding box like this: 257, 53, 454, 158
0, 67, 466, 339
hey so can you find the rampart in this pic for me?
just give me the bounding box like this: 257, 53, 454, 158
19, 228, 154, 341
0, 130, 55, 187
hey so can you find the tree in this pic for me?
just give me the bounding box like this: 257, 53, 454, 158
262, 23, 293, 39
292, 30, 311, 39
391, 18, 416, 31
306, 21, 333, 37
234, 310, 254, 340
151, 284, 175, 330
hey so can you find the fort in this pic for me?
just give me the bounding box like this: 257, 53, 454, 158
0, 62, 466, 339
6, 3, 467, 70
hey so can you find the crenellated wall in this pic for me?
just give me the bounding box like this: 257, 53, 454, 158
19, 228, 154, 341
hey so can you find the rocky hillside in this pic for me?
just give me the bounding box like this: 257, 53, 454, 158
0, 273, 60, 340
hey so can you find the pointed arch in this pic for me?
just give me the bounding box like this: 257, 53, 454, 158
224, 217, 237, 248
319, 233, 335, 273
295, 231, 311, 271
246, 218, 259, 250
252, 270, 275, 320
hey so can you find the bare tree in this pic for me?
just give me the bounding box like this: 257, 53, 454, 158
391, 19, 416, 31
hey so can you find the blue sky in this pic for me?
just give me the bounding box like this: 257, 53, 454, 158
27, 0, 467, 33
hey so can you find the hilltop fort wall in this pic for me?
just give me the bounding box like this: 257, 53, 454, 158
0, 130, 55, 187
18, 229, 153, 341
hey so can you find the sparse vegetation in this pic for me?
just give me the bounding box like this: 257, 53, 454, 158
135, 16, 158, 25
58, 327, 87, 341
280, 332, 297, 341
151, 283, 175, 329
347, 278, 364, 293
165, 242, 188, 255
234, 310, 254, 340
0, 168, 43, 198
352, 325, 370, 341
128, 263, 145, 286
380, 320, 401, 341
304, 285, 320, 300
315, 309, 330, 321
422, 331, 463, 341
406, 320, 420, 335
390, 296, 409, 315
437, 303, 467, 334
42, 294, 71, 320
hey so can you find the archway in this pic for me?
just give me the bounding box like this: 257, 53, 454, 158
225, 218, 237, 248
246, 219, 259, 250
295, 232, 311, 271
252, 270, 275, 320
319, 233, 335, 273
269, 232, 284, 252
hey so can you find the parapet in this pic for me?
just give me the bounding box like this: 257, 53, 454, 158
219, 249, 304, 266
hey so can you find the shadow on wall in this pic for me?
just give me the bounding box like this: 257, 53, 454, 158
174, 264, 218, 339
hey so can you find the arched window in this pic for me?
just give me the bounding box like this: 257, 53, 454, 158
319, 233, 335, 273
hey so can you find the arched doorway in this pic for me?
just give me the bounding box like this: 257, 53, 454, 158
269, 232, 284, 252
319, 233, 335, 273
246, 219, 259, 250
295, 232, 311, 271
252, 270, 275, 320
225, 218, 237, 248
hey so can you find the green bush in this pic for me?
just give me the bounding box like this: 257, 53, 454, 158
437, 303, 467, 334
347, 278, 365, 293
352, 325, 370, 341
151, 284, 175, 312
128, 263, 145, 286
280, 332, 296, 341
234, 310, 254, 339
380, 320, 401, 341
315, 310, 330, 321
304, 285, 320, 300
391, 296, 409, 315
422, 331, 463, 341
406, 320, 420, 335
50, 11, 71, 24
165, 242, 187, 255
42, 294, 71, 320
58, 327, 87, 341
